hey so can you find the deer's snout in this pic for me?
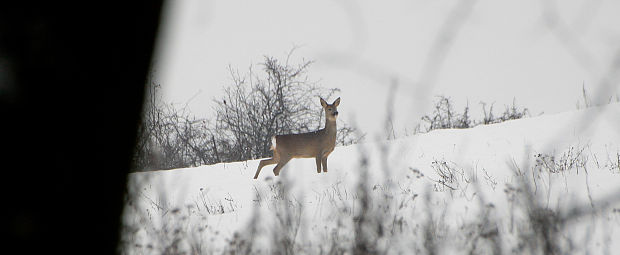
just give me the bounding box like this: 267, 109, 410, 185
333, 111, 339, 116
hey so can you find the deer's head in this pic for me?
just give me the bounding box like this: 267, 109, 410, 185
320, 97, 340, 122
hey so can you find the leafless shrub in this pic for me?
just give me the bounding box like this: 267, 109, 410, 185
213, 50, 361, 162
421, 96, 473, 132
534, 145, 588, 174
480, 98, 529, 125
498, 98, 530, 122
337, 123, 363, 146
197, 188, 240, 215
479, 101, 496, 125
430, 159, 470, 192
422, 96, 529, 133
132, 81, 217, 171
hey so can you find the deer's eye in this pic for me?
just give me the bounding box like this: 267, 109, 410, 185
328, 108, 332, 111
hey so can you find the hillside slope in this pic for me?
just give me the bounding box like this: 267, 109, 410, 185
122, 103, 620, 254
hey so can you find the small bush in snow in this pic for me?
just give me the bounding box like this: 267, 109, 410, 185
421, 96, 473, 132
534, 145, 588, 174
421, 96, 529, 133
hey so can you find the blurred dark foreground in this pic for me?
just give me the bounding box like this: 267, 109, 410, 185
1, 1, 163, 254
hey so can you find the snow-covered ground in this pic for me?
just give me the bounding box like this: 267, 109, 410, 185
121, 103, 620, 254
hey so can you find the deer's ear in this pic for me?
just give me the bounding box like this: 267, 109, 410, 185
320, 97, 328, 107
332, 97, 340, 107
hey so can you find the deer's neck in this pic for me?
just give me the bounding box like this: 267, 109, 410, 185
324, 119, 337, 137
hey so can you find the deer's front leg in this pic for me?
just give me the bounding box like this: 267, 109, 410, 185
315, 156, 322, 173
321, 151, 332, 173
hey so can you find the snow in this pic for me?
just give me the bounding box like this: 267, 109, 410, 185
122, 103, 620, 254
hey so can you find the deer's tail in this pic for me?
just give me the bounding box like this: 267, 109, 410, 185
270, 136, 276, 151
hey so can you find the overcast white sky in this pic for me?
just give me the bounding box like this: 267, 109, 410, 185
151, 0, 620, 138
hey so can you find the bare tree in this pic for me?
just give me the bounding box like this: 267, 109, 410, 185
213, 50, 360, 161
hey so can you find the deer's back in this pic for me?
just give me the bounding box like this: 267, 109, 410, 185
275, 130, 334, 158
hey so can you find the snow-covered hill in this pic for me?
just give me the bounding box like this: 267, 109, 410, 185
121, 103, 620, 254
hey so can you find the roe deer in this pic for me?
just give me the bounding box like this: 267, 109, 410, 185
253, 97, 341, 179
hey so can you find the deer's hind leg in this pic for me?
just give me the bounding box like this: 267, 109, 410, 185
254, 157, 278, 179
272, 156, 291, 176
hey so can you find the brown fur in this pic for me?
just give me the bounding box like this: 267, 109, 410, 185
253, 97, 340, 179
